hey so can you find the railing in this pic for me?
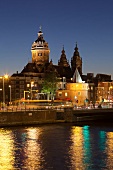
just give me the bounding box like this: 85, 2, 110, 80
0, 105, 66, 112
1, 103, 113, 112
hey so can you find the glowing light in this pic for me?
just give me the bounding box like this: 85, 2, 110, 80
0, 129, 15, 169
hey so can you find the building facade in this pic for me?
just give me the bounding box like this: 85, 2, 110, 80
9, 27, 83, 101
96, 82, 113, 102
56, 83, 89, 106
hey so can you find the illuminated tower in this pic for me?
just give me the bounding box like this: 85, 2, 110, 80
58, 46, 69, 67
71, 42, 82, 75
31, 26, 50, 65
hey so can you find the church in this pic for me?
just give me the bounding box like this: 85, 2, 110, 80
10, 27, 83, 101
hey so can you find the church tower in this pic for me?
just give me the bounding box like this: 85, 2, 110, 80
31, 27, 50, 65
58, 46, 69, 67
71, 43, 82, 75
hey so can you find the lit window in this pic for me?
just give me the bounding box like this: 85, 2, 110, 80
38, 53, 42, 56
27, 84, 30, 87
91, 86, 93, 90
65, 93, 67, 97
34, 84, 37, 87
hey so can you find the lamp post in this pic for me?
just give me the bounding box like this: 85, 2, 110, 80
9, 85, 11, 105
0, 74, 8, 106
3, 77, 5, 105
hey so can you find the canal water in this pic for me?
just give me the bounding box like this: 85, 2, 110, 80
0, 122, 113, 170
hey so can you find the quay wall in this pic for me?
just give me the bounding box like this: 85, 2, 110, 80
0, 110, 58, 127
0, 108, 113, 127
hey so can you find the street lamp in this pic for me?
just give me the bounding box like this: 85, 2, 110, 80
9, 85, 11, 105
0, 74, 9, 106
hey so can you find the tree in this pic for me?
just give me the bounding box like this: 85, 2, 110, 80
41, 71, 59, 100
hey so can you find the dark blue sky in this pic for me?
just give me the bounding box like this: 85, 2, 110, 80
0, 0, 113, 78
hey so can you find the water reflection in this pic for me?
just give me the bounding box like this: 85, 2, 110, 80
68, 125, 113, 170
83, 125, 91, 169
24, 128, 42, 169
0, 124, 113, 169
0, 129, 15, 170
70, 126, 84, 169
106, 132, 113, 169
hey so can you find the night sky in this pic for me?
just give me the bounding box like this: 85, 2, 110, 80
0, 0, 113, 78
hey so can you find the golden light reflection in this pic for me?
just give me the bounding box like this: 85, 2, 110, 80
70, 126, 84, 170
24, 127, 42, 169
0, 129, 15, 170
106, 132, 113, 169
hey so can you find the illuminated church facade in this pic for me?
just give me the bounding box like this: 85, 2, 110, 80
10, 27, 83, 101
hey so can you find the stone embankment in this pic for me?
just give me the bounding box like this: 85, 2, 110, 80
0, 107, 113, 127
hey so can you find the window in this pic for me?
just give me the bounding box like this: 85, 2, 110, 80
16, 85, 19, 88
65, 93, 67, 97
78, 92, 81, 95
16, 81, 19, 84
16, 93, 19, 99
16, 90, 19, 93
11, 81, 15, 84
34, 83, 37, 87
38, 53, 42, 56
20, 81, 24, 84
20, 89, 24, 93
27, 84, 30, 87
91, 86, 93, 90
20, 85, 24, 88
58, 92, 62, 97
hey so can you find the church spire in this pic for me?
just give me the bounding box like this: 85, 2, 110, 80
74, 42, 79, 56
71, 43, 82, 75
58, 46, 69, 67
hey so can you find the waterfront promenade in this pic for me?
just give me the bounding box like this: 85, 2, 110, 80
0, 103, 113, 127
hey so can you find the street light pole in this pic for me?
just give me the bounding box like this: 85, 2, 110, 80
3, 77, 5, 105
9, 85, 11, 105
0, 74, 9, 106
